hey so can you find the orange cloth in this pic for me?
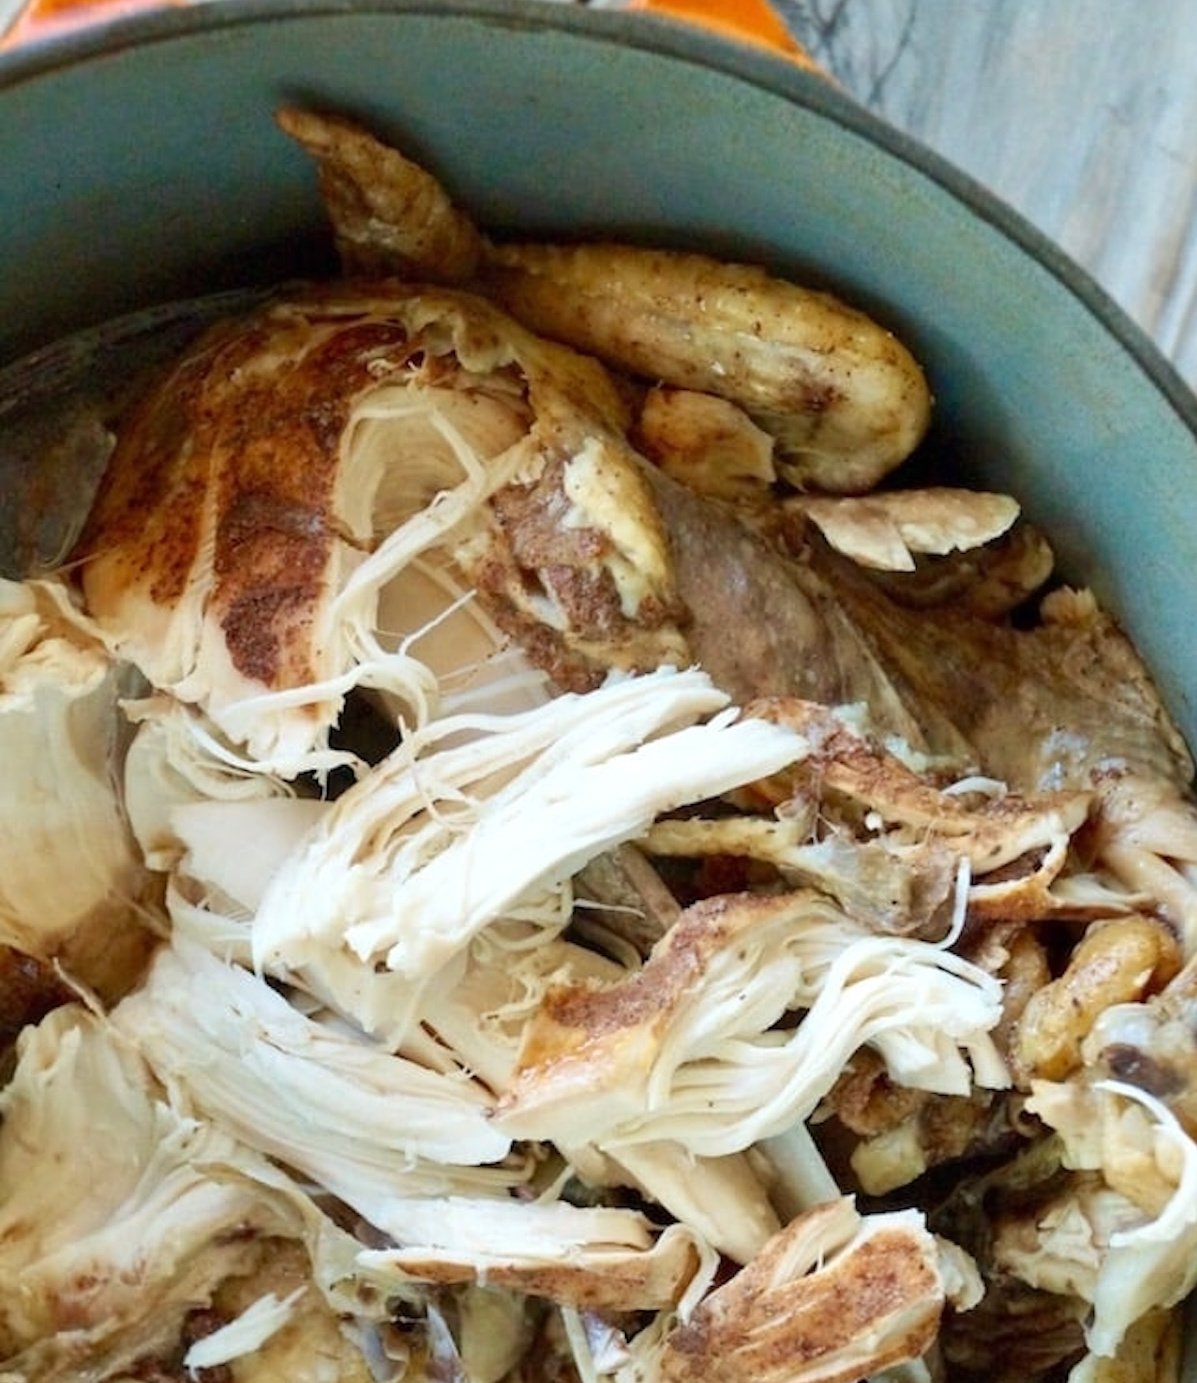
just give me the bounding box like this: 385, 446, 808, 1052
4, 0, 823, 66
626, 0, 822, 68
1, 0, 184, 49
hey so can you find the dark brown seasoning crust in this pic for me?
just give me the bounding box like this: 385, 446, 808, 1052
521, 891, 754, 1061
74, 335, 218, 605
78, 303, 421, 690
467, 451, 689, 691
488, 457, 631, 641
206, 318, 414, 688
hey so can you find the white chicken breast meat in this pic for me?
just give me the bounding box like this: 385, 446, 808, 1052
0, 1007, 299, 1381
76, 283, 687, 772
0, 577, 156, 1004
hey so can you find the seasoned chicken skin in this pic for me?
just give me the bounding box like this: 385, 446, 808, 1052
277, 106, 933, 493
482, 241, 933, 494
76, 282, 687, 768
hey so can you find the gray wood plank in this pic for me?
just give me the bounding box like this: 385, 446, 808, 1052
776, 0, 1197, 385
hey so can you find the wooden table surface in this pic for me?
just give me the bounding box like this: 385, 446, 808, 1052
774, 0, 1197, 389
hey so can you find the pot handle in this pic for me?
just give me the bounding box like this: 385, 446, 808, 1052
3, 0, 823, 65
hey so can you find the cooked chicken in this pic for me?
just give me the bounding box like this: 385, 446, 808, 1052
802, 546, 1193, 795
357, 1198, 714, 1315
495, 887, 1006, 1155
806, 559, 1197, 948
639, 465, 978, 756
251, 668, 807, 1027
860, 518, 1055, 619
0, 576, 157, 1003
276, 106, 487, 281
572, 842, 682, 958
121, 693, 302, 876
790, 487, 1020, 573
634, 386, 777, 504
615, 1198, 980, 1383
740, 697, 1096, 925
76, 283, 687, 771
594, 1140, 782, 1268
200, 1248, 373, 1383
1024, 1080, 1197, 1356
1084, 964, 1197, 1139
0, 1006, 302, 1380
1014, 916, 1180, 1083
822, 1044, 1025, 1197
9, 98, 1197, 1383
484, 241, 933, 494
643, 815, 960, 938
113, 942, 526, 1219
277, 107, 934, 495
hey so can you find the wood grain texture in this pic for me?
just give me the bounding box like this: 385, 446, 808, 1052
775, 0, 1197, 387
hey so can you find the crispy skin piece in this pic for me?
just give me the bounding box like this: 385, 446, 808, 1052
791, 488, 1020, 573
366, 1218, 705, 1314
276, 106, 486, 281
647, 1199, 962, 1383
644, 815, 959, 938
748, 697, 1091, 877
